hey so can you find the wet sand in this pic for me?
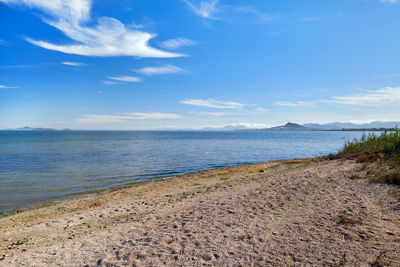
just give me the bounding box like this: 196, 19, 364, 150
0, 158, 399, 266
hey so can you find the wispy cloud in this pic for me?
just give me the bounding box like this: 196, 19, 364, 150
0, 84, 18, 89
78, 112, 183, 123
0, 38, 11, 46
181, 98, 244, 109
275, 101, 315, 107
102, 80, 121, 85
226, 5, 277, 24
134, 65, 185, 76
331, 87, 400, 106
275, 86, 400, 107
62, 61, 86, 66
224, 123, 270, 129
191, 112, 235, 117
182, 0, 219, 19
372, 73, 400, 79
122, 112, 183, 119
160, 38, 196, 50
107, 76, 141, 82
1, 0, 185, 58
181, 0, 276, 23
380, 0, 397, 3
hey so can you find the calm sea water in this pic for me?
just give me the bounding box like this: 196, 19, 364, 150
0, 130, 370, 213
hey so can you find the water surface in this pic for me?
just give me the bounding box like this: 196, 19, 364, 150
0, 130, 370, 212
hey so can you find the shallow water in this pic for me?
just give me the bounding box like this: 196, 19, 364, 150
0, 130, 370, 212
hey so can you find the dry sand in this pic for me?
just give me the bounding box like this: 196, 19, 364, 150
0, 158, 399, 266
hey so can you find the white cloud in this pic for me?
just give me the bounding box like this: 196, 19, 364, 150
107, 76, 141, 82
78, 112, 183, 123
224, 123, 270, 129
226, 5, 277, 24
160, 37, 196, 50
191, 112, 235, 117
62, 61, 85, 66
102, 80, 120, 85
181, 0, 276, 24
0, 0, 184, 58
275, 101, 315, 107
380, 0, 397, 3
122, 112, 183, 119
331, 87, 400, 106
0, 84, 18, 89
181, 98, 244, 109
0, 38, 11, 45
254, 107, 269, 113
275, 86, 400, 107
182, 0, 219, 19
134, 65, 185, 76
349, 119, 383, 124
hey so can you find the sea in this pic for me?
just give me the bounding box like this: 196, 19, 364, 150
0, 130, 373, 213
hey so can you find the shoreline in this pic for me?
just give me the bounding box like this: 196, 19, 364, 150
1, 157, 399, 266
0, 158, 312, 218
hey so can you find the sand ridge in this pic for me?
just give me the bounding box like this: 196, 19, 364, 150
0, 159, 399, 266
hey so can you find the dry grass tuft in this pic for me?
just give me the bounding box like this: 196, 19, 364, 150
337, 213, 362, 225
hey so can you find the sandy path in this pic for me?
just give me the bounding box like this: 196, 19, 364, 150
0, 159, 399, 266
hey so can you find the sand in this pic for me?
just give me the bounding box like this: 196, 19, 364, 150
0, 158, 399, 266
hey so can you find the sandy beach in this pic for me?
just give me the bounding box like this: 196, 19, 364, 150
0, 158, 399, 266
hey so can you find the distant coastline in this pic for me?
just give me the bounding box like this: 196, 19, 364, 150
3, 120, 400, 132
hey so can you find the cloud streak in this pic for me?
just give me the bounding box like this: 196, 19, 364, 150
62, 61, 86, 66
0, 84, 18, 89
331, 87, 400, 106
275, 86, 400, 107
134, 65, 185, 76
181, 99, 244, 109
380, 0, 397, 3
0, 38, 11, 46
181, 0, 276, 24
191, 112, 235, 117
1, 0, 184, 58
78, 112, 183, 123
160, 38, 196, 50
182, 0, 219, 19
107, 76, 141, 82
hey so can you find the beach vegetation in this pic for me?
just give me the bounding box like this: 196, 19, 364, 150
338, 129, 400, 165
349, 174, 361, 180
337, 213, 362, 225
336, 129, 400, 185
11, 238, 29, 246
220, 177, 230, 181
193, 183, 202, 186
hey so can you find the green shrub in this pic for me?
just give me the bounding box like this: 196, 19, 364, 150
338, 129, 400, 167
336, 129, 400, 185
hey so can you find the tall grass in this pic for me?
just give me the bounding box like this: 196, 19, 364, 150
337, 129, 400, 168
334, 129, 400, 185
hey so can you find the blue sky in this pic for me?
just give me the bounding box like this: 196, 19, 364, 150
1, 0, 400, 129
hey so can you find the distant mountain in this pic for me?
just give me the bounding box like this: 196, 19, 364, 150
202, 125, 250, 131
16, 126, 57, 131
303, 121, 400, 130
263, 122, 311, 131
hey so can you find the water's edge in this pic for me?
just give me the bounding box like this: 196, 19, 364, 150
0, 157, 312, 217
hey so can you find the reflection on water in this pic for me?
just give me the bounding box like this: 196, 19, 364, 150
0, 130, 369, 212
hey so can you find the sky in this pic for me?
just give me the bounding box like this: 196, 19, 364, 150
1, 0, 400, 130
